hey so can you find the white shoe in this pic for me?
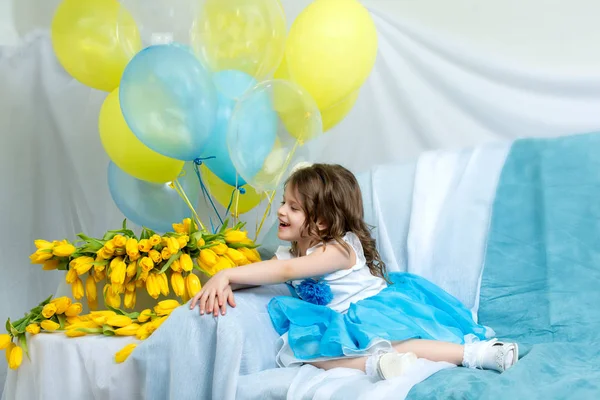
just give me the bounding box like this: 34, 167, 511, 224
377, 352, 419, 380
474, 339, 519, 372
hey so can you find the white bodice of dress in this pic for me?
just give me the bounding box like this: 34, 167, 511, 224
275, 232, 387, 313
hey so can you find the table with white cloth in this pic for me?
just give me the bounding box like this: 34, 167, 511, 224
1, 333, 141, 400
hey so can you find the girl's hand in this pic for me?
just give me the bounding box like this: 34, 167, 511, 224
190, 271, 233, 316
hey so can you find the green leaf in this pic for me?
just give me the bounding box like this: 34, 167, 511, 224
57, 259, 69, 270
57, 314, 67, 330
135, 264, 143, 281
227, 242, 261, 249
6, 318, 12, 335
18, 333, 30, 360
159, 252, 181, 274
105, 306, 139, 320
122, 219, 127, 230
218, 218, 230, 234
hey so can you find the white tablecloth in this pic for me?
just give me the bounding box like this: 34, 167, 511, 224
2, 333, 141, 400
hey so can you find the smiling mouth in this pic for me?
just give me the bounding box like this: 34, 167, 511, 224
279, 221, 290, 228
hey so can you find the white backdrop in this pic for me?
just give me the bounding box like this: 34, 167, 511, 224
3, 0, 600, 395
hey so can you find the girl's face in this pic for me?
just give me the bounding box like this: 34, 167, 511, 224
277, 185, 306, 243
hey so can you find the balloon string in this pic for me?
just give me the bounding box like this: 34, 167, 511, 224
171, 179, 206, 232
254, 140, 300, 240
193, 162, 224, 229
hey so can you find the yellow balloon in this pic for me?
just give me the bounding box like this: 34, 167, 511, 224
285, 0, 377, 109
51, 0, 142, 92
274, 56, 358, 132
321, 90, 359, 132
201, 165, 264, 215
192, 0, 286, 80
99, 89, 184, 183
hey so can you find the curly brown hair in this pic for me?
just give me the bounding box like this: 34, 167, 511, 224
285, 163, 388, 281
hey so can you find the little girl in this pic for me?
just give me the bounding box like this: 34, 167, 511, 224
190, 163, 518, 380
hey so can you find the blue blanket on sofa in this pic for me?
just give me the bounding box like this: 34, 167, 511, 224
408, 132, 600, 399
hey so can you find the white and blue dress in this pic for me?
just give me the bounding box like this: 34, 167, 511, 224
267, 232, 492, 367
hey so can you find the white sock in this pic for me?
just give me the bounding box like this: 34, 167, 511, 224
365, 350, 387, 378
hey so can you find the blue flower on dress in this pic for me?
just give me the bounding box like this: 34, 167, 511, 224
296, 279, 333, 306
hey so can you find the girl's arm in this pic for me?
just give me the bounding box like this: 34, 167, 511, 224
190, 244, 354, 315
224, 244, 354, 286
230, 255, 277, 291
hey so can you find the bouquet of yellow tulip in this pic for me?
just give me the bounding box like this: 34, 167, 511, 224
2, 218, 262, 370
28, 218, 261, 311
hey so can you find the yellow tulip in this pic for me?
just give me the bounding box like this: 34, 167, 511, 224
0, 334, 12, 349
26, 323, 41, 335
148, 235, 161, 247
103, 240, 116, 255
216, 256, 235, 271
161, 247, 173, 260
139, 257, 154, 272
225, 248, 248, 266
72, 278, 85, 300
199, 249, 218, 267
66, 316, 83, 325
115, 323, 140, 336
138, 270, 149, 283
97, 247, 112, 260
150, 316, 168, 330
125, 237, 138, 254
138, 239, 152, 252
239, 247, 261, 263
91, 310, 116, 317
154, 299, 180, 316
211, 242, 228, 255
87, 298, 98, 311
126, 281, 136, 292
137, 309, 152, 323
145, 273, 160, 299
124, 289, 136, 309
104, 284, 122, 308
177, 235, 189, 249
109, 256, 127, 285
172, 218, 192, 234
157, 273, 170, 296
41, 320, 61, 331
125, 261, 137, 279
53, 243, 76, 257
93, 268, 106, 283
113, 235, 127, 248
135, 323, 154, 340
70, 255, 93, 268
170, 259, 182, 273
42, 303, 57, 318
91, 314, 108, 326
106, 315, 132, 328
65, 303, 83, 317
42, 259, 60, 271
197, 258, 218, 276
179, 253, 193, 272
185, 273, 202, 298
149, 249, 162, 264
65, 329, 87, 338
65, 268, 78, 284
29, 250, 53, 264
5, 342, 15, 364
93, 259, 106, 271
51, 296, 72, 314
170, 272, 185, 297
166, 237, 180, 254
115, 343, 137, 363
34, 239, 53, 250
224, 230, 248, 244
8, 345, 23, 370
85, 275, 97, 302
197, 237, 205, 247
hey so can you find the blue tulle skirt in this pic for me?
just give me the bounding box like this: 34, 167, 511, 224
268, 272, 491, 360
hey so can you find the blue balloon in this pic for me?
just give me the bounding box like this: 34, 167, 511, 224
120, 44, 217, 161
198, 70, 264, 187
227, 83, 278, 185
108, 161, 200, 233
